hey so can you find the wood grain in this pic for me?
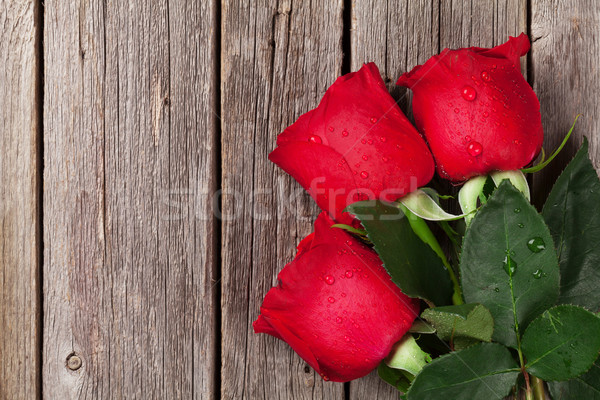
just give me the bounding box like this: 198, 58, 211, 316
0, 1, 41, 399
220, 0, 345, 398
531, 0, 600, 205
43, 0, 218, 398
350, 1, 526, 398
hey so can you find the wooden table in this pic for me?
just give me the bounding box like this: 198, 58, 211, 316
1, 0, 597, 398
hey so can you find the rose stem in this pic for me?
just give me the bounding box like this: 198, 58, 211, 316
531, 376, 546, 400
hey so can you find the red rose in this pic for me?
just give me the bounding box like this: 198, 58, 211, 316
270, 63, 434, 223
253, 212, 419, 382
397, 34, 543, 182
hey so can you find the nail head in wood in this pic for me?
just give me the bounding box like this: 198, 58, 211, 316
66, 354, 82, 371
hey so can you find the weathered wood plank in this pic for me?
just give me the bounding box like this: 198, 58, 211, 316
220, 0, 345, 398
0, 1, 41, 399
350, 1, 526, 398
531, 0, 600, 204
350, 0, 440, 113
43, 1, 218, 398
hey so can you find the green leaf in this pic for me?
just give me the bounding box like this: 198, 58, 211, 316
421, 304, 494, 350
542, 138, 600, 312
547, 360, 600, 400
405, 343, 520, 400
399, 189, 467, 221
460, 181, 560, 348
378, 362, 413, 393
522, 305, 600, 381
347, 200, 453, 306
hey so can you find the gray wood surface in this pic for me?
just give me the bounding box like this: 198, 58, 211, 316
531, 0, 600, 205
43, 1, 217, 398
220, 0, 345, 398
0, 0, 595, 398
0, 1, 41, 399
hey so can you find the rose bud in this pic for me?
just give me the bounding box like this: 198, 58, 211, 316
270, 62, 434, 223
253, 212, 419, 382
397, 33, 543, 182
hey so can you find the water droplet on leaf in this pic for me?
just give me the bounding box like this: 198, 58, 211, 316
514, 208, 521, 213
527, 237, 546, 253
533, 269, 543, 279
503, 255, 518, 277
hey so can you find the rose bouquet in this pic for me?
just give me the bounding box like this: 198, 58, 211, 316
254, 34, 600, 400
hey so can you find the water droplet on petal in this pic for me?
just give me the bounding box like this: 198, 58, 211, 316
324, 275, 335, 285
328, 126, 334, 132
340, 292, 346, 297
370, 117, 377, 124
483, 111, 489, 118
362, 154, 368, 161
309, 135, 322, 144
342, 130, 349, 137
336, 316, 343, 323
360, 171, 369, 179
454, 108, 460, 114
328, 297, 336, 303
503, 255, 518, 277
461, 85, 477, 101
380, 136, 386, 142
466, 141, 483, 157
382, 156, 389, 162
345, 270, 353, 278
481, 71, 491, 81
527, 237, 546, 253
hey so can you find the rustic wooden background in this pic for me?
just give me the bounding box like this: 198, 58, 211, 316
1, 0, 598, 398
